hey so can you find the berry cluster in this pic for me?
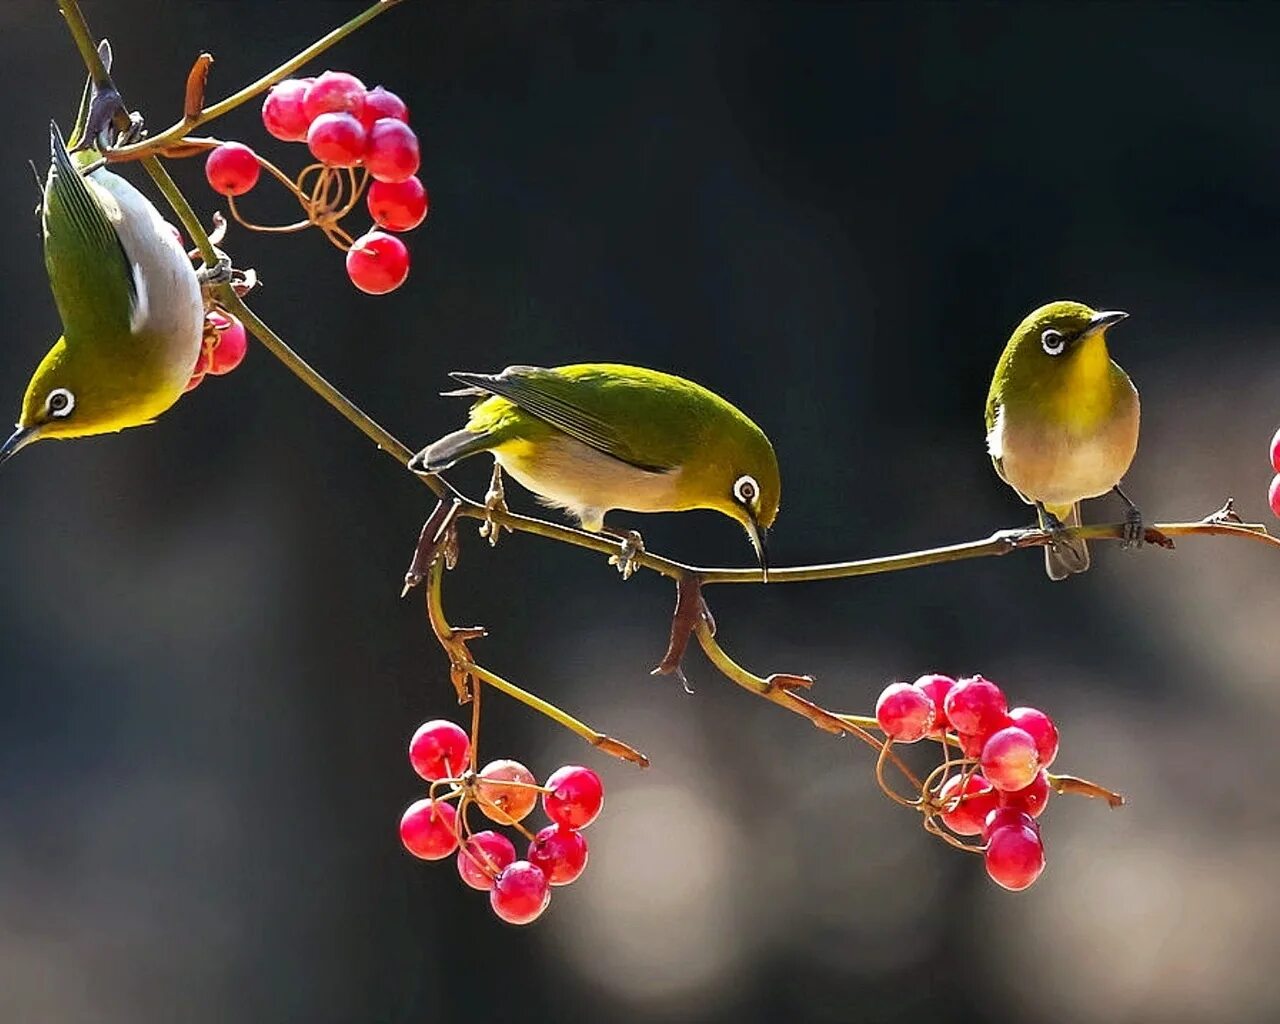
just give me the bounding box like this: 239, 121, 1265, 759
203, 70, 428, 295
185, 308, 249, 393
875, 673, 1060, 891
399, 719, 603, 925
1268, 427, 1280, 518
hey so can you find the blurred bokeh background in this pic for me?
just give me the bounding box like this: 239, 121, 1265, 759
1, 1, 1278, 1021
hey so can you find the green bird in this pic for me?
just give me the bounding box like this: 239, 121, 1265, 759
0, 119, 204, 466
985, 300, 1142, 580
410, 364, 781, 575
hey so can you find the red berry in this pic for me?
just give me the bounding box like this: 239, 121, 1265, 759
981, 726, 1040, 792
307, 112, 367, 167
1270, 475, 1280, 519
490, 861, 551, 925
944, 675, 1008, 739
913, 674, 956, 736
345, 231, 410, 294
205, 311, 248, 375
261, 79, 311, 141
998, 769, 1051, 819
365, 118, 420, 183
367, 177, 429, 232
528, 825, 589, 886
1271, 427, 1280, 475
984, 821, 1046, 891
361, 86, 409, 130
1007, 706, 1059, 768
542, 765, 604, 829
399, 798, 459, 860
408, 719, 470, 781
477, 759, 539, 824
456, 829, 517, 891
959, 730, 989, 759
875, 681, 935, 743
303, 70, 367, 122
183, 371, 205, 394
204, 142, 260, 196
982, 807, 1038, 840
937, 772, 999, 836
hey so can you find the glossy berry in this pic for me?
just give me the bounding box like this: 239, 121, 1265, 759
1008, 706, 1060, 768
399, 798, 459, 861
984, 821, 1046, 891
1271, 427, 1280, 475
360, 85, 409, 130
542, 765, 605, 829
367, 177, 429, 232
261, 79, 311, 141
408, 719, 470, 781
204, 142, 260, 196
981, 726, 1040, 792
346, 231, 410, 294
456, 830, 517, 891
307, 112, 367, 168
477, 759, 539, 824
959, 731, 988, 759
490, 861, 551, 925
937, 772, 999, 836
875, 682, 935, 743
913, 674, 956, 736
205, 311, 248, 375
183, 370, 206, 394
999, 769, 1051, 819
983, 806, 1038, 840
303, 70, 367, 121
365, 118, 420, 183
1270, 475, 1280, 519
528, 825, 589, 886
944, 675, 1009, 739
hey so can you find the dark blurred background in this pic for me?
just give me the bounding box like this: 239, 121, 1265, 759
2, 1, 1279, 1021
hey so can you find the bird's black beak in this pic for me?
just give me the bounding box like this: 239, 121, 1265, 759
745, 515, 769, 582
0, 425, 37, 468
1085, 309, 1129, 336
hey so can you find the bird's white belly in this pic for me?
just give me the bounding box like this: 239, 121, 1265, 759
494, 435, 683, 532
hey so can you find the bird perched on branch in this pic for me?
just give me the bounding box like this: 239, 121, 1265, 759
0, 101, 205, 466
985, 300, 1142, 580
410, 363, 780, 578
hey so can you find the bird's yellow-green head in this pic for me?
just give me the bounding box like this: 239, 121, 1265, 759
685, 420, 781, 571
1002, 300, 1129, 384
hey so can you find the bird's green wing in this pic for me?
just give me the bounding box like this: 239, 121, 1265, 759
42, 121, 135, 343
450, 366, 678, 473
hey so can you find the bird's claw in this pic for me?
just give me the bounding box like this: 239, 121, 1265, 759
607, 530, 645, 580
196, 253, 234, 288
1121, 506, 1144, 550
478, 463, 511, 547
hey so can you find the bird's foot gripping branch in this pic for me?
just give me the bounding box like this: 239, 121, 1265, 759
39, 0, 1280, 925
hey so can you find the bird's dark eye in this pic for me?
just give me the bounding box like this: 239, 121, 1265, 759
733, 475, 759, 505
46, 388, 75, 418
1041, 329, 1066, 356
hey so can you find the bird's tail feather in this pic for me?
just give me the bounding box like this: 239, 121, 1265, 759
1043, 502, 1090, 581
409, 428, 493, 473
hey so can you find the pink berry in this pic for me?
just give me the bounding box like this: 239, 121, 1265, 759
542, 765, 604, 830
456, 829, 517, 891
944, 675, 1008, 739
1270, 475, 1280, 519
1007, 706, 1059, 768
399, 798, 459, 860
303, 70, 367, 122
982, 807, 1038, 840
307, 111, 367, 167
875, 681, 935, 743
204, 142, 260, 196
345, 231, 410, 294
205, 311, 248, 375
261, 79, 311, 141
408, 719, 470, 781
984, 821, 1046, 891
981, 726, 1040, 792
528, 825, 589, 886
913, 674, 956, 736
959, 730, 990, 759
1271, 427, 1280, 475
365, 118, 420, 183
937, 772, 999, 836
476, 759, 539, 824
999, 769, 1051, 818
367, 177, 429, 232
490, 861, 551, 925
360, 86, 409, 130
183, 370, 205, 394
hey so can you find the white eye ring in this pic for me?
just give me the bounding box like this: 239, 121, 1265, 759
733, 475, 759, 505
46, 388, 75, 418
1041, 329, 1066, 356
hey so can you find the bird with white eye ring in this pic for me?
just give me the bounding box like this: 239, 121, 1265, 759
409, 363, 781, 579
